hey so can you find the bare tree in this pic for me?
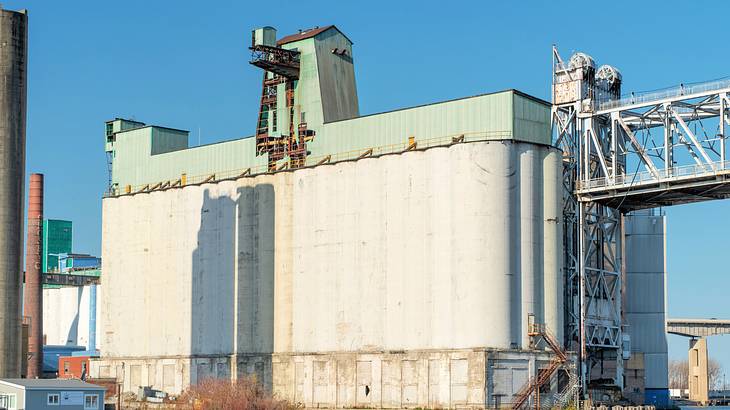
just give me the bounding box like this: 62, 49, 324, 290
708, 359, 723, 390
669, 360, 688, 389
668, 358, 724, 390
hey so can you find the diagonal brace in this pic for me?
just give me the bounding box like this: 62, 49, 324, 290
672, 109, 715, 166
617, 117, 660, 179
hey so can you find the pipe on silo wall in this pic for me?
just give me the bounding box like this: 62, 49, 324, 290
89, 284, 97, 353
23, 173, 43, 378
0, 7, 27, 378
543, 149, 564, 344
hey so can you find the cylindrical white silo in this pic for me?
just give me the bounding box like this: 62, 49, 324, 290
542, 148, 564, 344
475, 141, 519, 348
519, 144, 544, 348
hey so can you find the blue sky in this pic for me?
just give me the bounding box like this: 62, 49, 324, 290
8, 0, 729, 372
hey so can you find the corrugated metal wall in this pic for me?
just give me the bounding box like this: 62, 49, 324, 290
109, 90, 550, 190
624, 210, 669, 391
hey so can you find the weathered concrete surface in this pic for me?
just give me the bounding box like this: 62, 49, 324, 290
0, 7, 27, 378
272, 348, 563, 409
92, 349, 567, 408
93, 140, 565, 404
688, 337, 709, 405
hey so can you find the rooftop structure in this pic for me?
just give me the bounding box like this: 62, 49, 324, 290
105, 90, 548, 194
104, 24, 549, 196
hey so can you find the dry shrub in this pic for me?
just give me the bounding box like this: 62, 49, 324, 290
180, 377, 297, 410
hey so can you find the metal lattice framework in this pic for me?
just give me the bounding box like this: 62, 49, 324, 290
552, 48, 624, 391
577, 84, 730, 210
552, 45, 730, 394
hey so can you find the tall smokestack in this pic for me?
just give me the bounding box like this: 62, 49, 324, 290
0, 7, 28, 378
23, 173, 43, 378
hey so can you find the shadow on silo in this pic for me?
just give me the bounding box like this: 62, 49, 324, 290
191, 184, 275, 389
63, 287, 83, 345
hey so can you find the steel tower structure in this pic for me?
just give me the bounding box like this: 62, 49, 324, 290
552, 46, 730, 396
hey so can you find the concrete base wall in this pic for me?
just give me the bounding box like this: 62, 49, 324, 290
92, 348, 570, 408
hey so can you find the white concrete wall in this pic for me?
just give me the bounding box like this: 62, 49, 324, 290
43, 285, 100, 349
290, 142, 562, 352
99, 140, 563, 386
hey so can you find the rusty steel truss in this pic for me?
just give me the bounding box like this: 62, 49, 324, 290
250, 43, 314, 170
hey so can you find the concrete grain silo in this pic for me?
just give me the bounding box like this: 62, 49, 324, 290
91, 25, 581, 408
0, 7, 27, 379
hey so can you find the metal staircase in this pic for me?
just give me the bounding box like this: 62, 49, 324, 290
511, 324, 571, 410
552, 362, 580, 407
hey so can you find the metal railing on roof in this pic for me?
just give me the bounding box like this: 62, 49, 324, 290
578, 160, 730, 191
598, 77, 730, 111
105, 130, 517, 197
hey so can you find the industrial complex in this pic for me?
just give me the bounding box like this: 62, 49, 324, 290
0, 9, 729, 410
89, 25, 671, 408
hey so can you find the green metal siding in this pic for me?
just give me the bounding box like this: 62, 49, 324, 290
312, 91, 515, 155
150, 128, 188, 155
108, 90, 551, 191
111, 129, 268, 188
285, 38, 323, 135
313, 27, 359, 122
42, 220, 72, 273
512, 93, 551, 145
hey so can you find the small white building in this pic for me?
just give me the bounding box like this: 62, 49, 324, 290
0, 379, 105, 410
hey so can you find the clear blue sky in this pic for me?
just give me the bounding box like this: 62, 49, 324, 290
8, 0, 729, 373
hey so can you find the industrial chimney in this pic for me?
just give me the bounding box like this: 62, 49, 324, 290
23, 174, 43, 378
0, 7, 28, 378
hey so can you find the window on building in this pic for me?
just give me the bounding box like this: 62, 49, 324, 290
47, 393, 60, 405
272, 110, 278, 132
84, 394, 99, 409
63, 360, 70, 373
0, 393, 17, 410
300, 111, 306, 124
